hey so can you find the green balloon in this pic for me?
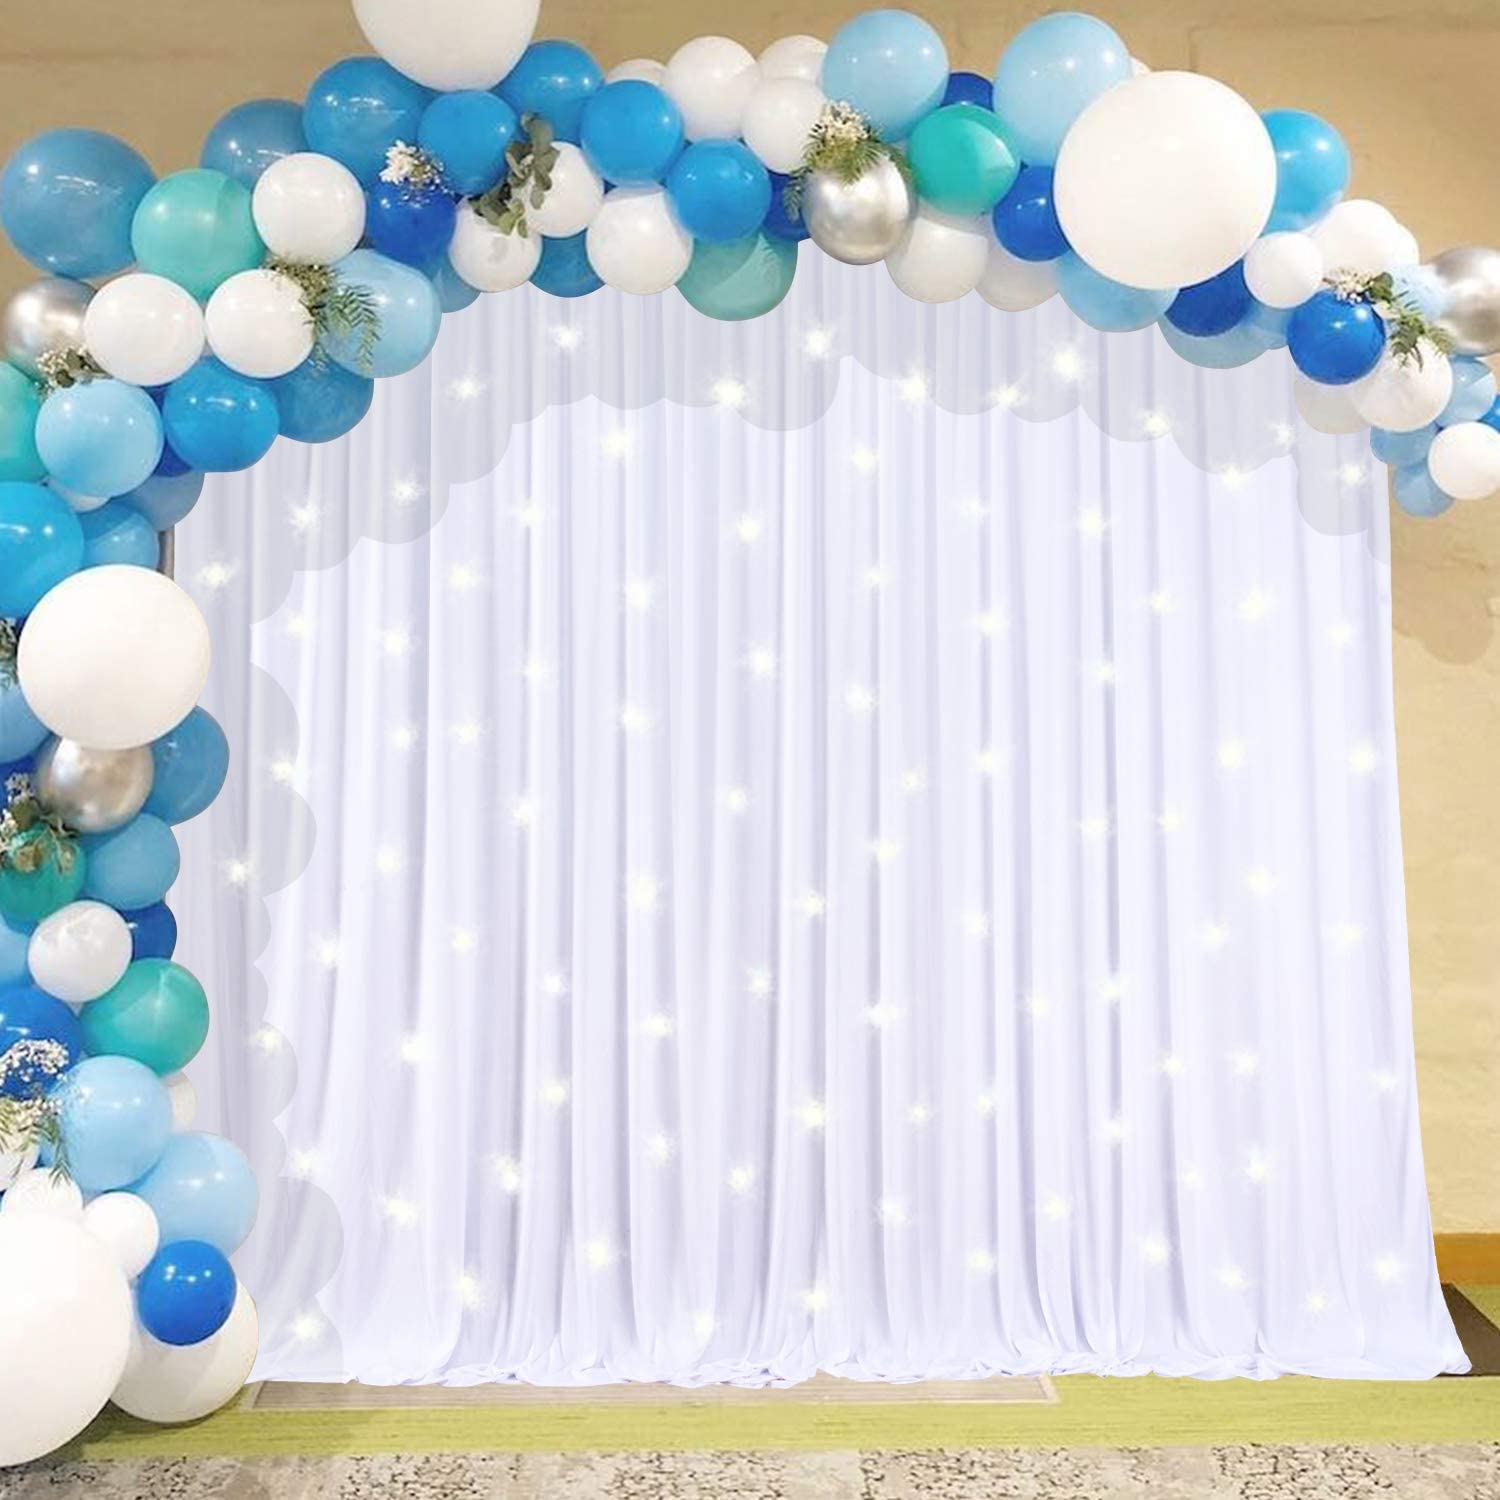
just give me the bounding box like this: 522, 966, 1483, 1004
0, 832, 85, 925
677, 232, 799, 322
908, 104, 1019, 216
0, 363, 45, 482
130, 169, 264, 302
80, 957, 209, 1075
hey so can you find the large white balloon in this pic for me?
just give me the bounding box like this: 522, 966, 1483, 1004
758, 34, 827, 83
82, 1193, 160, 1280
886, 208, 989, 304
742, 78, 826, 174
528, 144, 604, 238
1428, 421, 1500, 501
83, 274, 204, 388
1352, 342, 1454, 433
1293, 371, 1366, 435
448, 201, 542, 292
978, 237, 1057, 312
352, 0, 539, 90
1244, 232, 1325, 309
1310, 199, 1412, 278
586, 186, 693, 296
665, 36, 760, 141
0, 1214, 133, 1466
17, 567, 211, 752
205, 269, 314, 379
28, 900, 132, 1005
0, 1167, 83, 1222
1054, 72, 1276, 291
252, 153, 366, 266
112, 1284, 259, 1424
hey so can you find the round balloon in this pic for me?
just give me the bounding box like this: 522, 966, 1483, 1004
0, 482, 83, 617
886, 206, 990, 304
0, 1165, 83, 1220
1441, 357, 1498, 426
128, 1131, 258, 1256
802, 156, 914, 266
1428, 421, 1500, 501
667, 141, 771, 243
977, 236, 1057, 312
83, 274, 204, 389
28, 900, 132, 1004
120, 470, 204, 532
496, 40, 603, 144
144, 708, 229, 826
418, 91, 518, 196
992, 165, 1068, 263
55, 1055, 172, 1193
1286, 290, 1387, 385
1057, 252, 1174, 331
252, 152, 367, 265
664, 36, 760, 142
35, 381, 164, 500
352, 0, 540, 91
122, 903, 178, 963
82, 1192, 160, 1279
1352, 342, 1454, 433
1430, 246, 1500, 357
33, 737, 155, 835
205, 269, 315, 379
0, 830, 85, 927
1394, 462, 1454, 518
1243, 231, 1324, 309
130, 170, 265, 302
325, 249, 442, 378
0, 984, 83, 1096
270, 359, 374, 444
0, 365, 44, 483
531, 232, 603, 299
80, 957, 207, 1075
1371, 424, 1438, 469
201, 99, 308, 188
1261, 109, 1349, 233
908, 104, 1018, 217
302, 58, 432, 186
1165, 261, 1251, 338
2, 277, 93, 382
448, 200, 543, 291
163, 359, 281, 472
677, 232, 798, 321
1310, 199, 1412, 279
586, 186, 693, 294
137, 1240, 237, 1346
526, 144, 603, 238
365, 180, 458, 267
580, 81, 684, 185
77, 500, 161, 569
821, 9, 948, 141
741, 78, 825, 176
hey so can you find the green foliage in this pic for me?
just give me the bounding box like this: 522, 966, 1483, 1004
0, 1038, 73, 1183
0, 792, 77, 877
473, 114, 560, 238
784, 100, 909, 221
1326, 268, 1455, 369
267, 259, 382, 375
35, 345, 104, 392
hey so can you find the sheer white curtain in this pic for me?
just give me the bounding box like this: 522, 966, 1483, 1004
173, 260, 1464, 1384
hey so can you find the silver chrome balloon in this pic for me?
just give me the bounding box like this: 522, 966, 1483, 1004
1430, 246, 1500, 356
33, 737, 155, 835
1, 277, 94, 381
801, 158, 916, 267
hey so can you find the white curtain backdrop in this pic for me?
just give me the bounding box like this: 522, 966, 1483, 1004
172, 258, 1465, 1384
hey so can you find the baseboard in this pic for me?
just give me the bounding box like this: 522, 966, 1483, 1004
1436, 1234, 1500, 1281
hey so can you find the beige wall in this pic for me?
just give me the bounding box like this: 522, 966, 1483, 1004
2, 2, 1497, 1229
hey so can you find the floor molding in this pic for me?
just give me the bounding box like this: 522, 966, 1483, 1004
1436, 1234, 1500, 1281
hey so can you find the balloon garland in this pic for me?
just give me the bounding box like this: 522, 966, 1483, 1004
0, 0, 1498, 1466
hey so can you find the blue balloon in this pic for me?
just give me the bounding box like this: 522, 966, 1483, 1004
1371, 424, 1437, 468
54, 1055, 171, 1193
1391, 264, 1447, 324
365, 182, 458, 268
1261, 110, 1349, 234
119, 470, 204, 531
942, 70, 993, 109
201, 100, 307, 188
162, 360, 280, 473
145, 708, 229, 826
0, 675, 47, 764
270, 359, 374, 444
418, 91, 518, 196
0, 129, 155, 278
992, 13, 1129, 166
0, 916, 28, 988
1165, 261, 1251, 338
667, 141, 770, 244
1481, 397, 1500, 436
496, 40, 603, 144
326, 250, 442, 379
823, 10, 949, 141
0, 482, 83, 617
763, 173, 810, 243
151, 436, 194, 480
129, 1131, 258, 1256
1158, 317, 1270, 370
1287, 290, 1387, 385
303, 58, 432, 186
81, 814, 180, 910
1243, 299, 1290, 349
1394, 462, 1454, 518
992, 165, 1068, 261
532, 232, 602, 298
0, 984, 83, 1096
1056, 253, 1173, 332
1441, 357, 1498, 426
430, 258, 481, 313
35, 381, 164, 499
121, 903, 177, 962
137, 1240, 237, 1346
579, 81, 684, 185
79, 500, 159, 570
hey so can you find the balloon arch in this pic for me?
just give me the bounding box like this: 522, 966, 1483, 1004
1, 0, 1498, 1466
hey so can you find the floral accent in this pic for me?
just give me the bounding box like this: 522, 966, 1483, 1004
381, 141, 447, 191
784, 100, 908, 220
1325, 268, 1455, 368
473, 114, 558, 238
35, 346, 105, 392
0, 1036, 72, 1181
264, 258, 382, 374
0, 791, 78, 878
0, 619, 17, 688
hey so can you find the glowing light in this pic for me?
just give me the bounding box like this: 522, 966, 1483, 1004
1200, 921, 1231, 952
907, 1101, 933, 1128
1079, 814, 1111, 841
269, 756, 298, 787
1244, 1148, 1271, 1184
1160, 1052, 1186, 1078
541, 972, 569, 999
380, 1195, 419, 1227
601, 428, 635, 460
1304, 1290, 1330, 1315
1245, 864, 1276, 898
389, 723, 420, 752
585, 1237, 616, 1270
1158, 804, 1184, 834
992, 383, 1023, 410
1348, 741, 1379, 775
722, 785, 750, 815
712, 375, 748, 409
1102, 1115, 1127, 1146
851, 444, 879, 474
1216, 1264, 1248, 1292
197, 560, 236, 591
455, 1271, 484, 1309
1142, 409, 1172, 438
224, 856, 255, 889
551, 324, 583, 351
1093, 660, 1116, 686
249, 1024, 283, 1055
288, 1148, 319, 1179
1373, 1254, 1403, 1285
292, 1313, 325, 1341
803, 326, 835, 358
845, 682, 878, 714
1217, 738, 1247, 771
646, 1130, 675, 1163
1051, 345, 1085, 382
513, 499, 544, 529
448, 562, 483, 592
626, 872, 661, 914
1328, 620, 1355, 648
391, 477, 425, 507
974, 609, 1006, 639
727, 1163, 757, 1195
734, 513, 764, 544
449, 927, 478, 954
877, 1196, 909, 1226
967, 1248, 998, 1273
796, 1098, 827, 1131
747, 966, 774, 999
283, 610, 313, 639
398, 1032, 428, 1065
288, 500, 321, 534
492, 1155, 523, 1194
1077, 506, 1107, 539
1023, 992, 1052, 1019
642, 1012, 674, 1039
898, 370, 929, 404
868, 835, 900, 865
864, 564, 889, 590
865, 999, 903, 1029
510, 795, 537, 830
746, 644, 778, 679
1372, 1069, 1400, 1096
1148, 589, 1175, 616
380, 625, 415, 658
959, 497, 990, 523
1230, 1049, 1260, 1078
694, 1311, 718, 1338
623, 576, 656, 611
1237, 586, 1274, 623
801, 1284, 829, 1312
1270, 421, 1295, 448
1040, 1191, 1071, 1223
962, 909, 992, 939
448, 374, 485, 401
448, 718, 483, 747
314, 935, 341, 970
795, 889, 827, 919
520, 655, 551, 687
1338, 461, 1367, 486
1098, 975, 1126, 1006
540, 1079, 570, 1107
1140, 1233, 1172, 1266
618, 702, 652, 735
1218, 464, 1249, 491
975, 746, 1006, 778
900, 768, 928, 794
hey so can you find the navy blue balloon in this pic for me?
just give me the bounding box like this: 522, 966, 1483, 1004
163, 360, 280, 473
762, 173, 810, 243
1480, 396, 1500, 435
496, 40, 603, 143
122, 903, 177, 963
1286, 290, 1387, 386
136, 1240, 237, 1346
992, 164, 1068, 262
579, 81, 684, 185
1165, 261, 1252, 338
145, 708, 230, 826
417, 91, 517, 196
79, 501, 160, 570
942, 71, 994, 109
151, 437, 194, 479
365, 182, 458, 268
667, 141, 771, 244
303, 58, 432, 186
201, 100, 307, 188
0, 984, 83, 1097
532, 232, 602, 298
270, 360, 374, 444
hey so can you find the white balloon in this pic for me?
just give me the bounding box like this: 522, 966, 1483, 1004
528, 144, 604, 238
0, 1142, 38, 1192
1054, 72, 1276, 291
447, 200, 542, 292
586, 186, 693, 296
1353, 342, 1454, 433
742, 78, 826, 174
886, 208, 990, 304
205, 269, 313, 380
1428, 421, 1500, 501
28, 900, 132, 1005
1130, 56, 1151, 76
665, 36, 760, 141
82, 1192, 160, 1280
252, 153, 367, 266
1244, 232, 1325, 309
759, 34, 827, 84
17, 567, 211, 752
607, 58, 667, 86
163, 1072, 198, 1132
112, 1284, 259, 1425
82, 274, 204, 388
1293, 372, 1366, 435
0, 1213, 133, 1466
352, 0, 539, 90
48, 481, 109, 514
978, 236, 1057, 312
1310, 199, 1410, 278
1, 1166, 84, 1222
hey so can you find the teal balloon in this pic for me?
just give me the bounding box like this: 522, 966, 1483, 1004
35, 379, 164, 498
0, 481, 83, 616
325, 249, 441, 378
1057, 253, 1173, 332
0, 831, 84, 925
130, 169, 264, 302
0, 364, 45, 482
55, 1054, 172, 1192
79, 499, 159, 570
79, 958, 209, 1075
130, 1131, 258, 1256
907, 104, 1018, 215
81, 813, 179, 910
678, 233, 799, 322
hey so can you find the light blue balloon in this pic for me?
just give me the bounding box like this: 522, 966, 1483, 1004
1390, 264, 1448, 324
1441, 357, 1498, 426
119, 470, 204, 531
145, 708, 229, 825
1394, 462, 1453, 518
0, 914, 29, 987
1244, 300, 1290, 349
1371, 424, 1437, 468
432, 258, 481, 313
35, 380, 163, 498
1261, 111, 1349, 234
0, 678, 48, 763
326, 249, 442, 378
79, 500, 160, 569
992, 12, 1130, 166
55, 1055, 172, 1194
129, 1130, 258, 1256
821, 10, 950, 141
1158, 317, 1270, 369
1057, 253, 1173, 332
201, 99, 307, 188
81, 813, 180, 910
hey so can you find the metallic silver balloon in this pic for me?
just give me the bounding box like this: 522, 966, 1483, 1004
1, 276, 94, 381
33, 737, 155, 835
1430, 246, 1500, 356
801, 159, 915, 267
